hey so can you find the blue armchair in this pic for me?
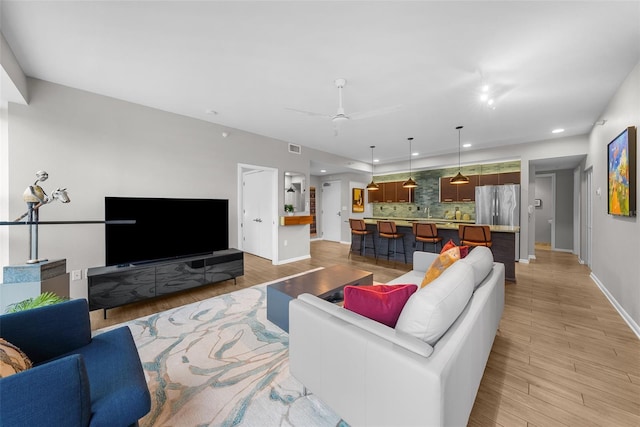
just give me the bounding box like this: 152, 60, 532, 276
0, 299, 151, 427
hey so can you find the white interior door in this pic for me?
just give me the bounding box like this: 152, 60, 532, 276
242, 169, 273, 259
321, 181, 341, 242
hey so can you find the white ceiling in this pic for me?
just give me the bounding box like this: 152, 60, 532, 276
1, 1, 639, 175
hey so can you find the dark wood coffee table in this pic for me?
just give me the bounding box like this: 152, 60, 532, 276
266, 265, 373, 332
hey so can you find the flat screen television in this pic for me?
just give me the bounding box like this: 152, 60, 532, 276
105, 197, 229, 266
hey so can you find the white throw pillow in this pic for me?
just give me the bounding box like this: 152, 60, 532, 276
395, 261, 474, 346
459, 246, 494, 289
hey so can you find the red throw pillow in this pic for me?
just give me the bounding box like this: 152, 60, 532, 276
343, 284, 418, 327
459, 245, 470, 258
441, 239, 457, 253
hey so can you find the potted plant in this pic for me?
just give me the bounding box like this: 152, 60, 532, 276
284, 204, 294, 215
5, 292, 68, 313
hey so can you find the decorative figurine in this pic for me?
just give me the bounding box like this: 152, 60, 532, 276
14, 171, 70, 264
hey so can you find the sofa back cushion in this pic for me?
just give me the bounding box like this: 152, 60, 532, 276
395, 261, 474, 346
458, 246, 494, 289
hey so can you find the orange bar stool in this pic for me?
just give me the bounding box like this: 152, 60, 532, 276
349, 219, 377, 258
412, 222, 443, 252
458, 225, 492, 248
377, 220, 407, 263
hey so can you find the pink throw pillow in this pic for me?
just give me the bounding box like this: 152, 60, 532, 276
343, 284, 418, 327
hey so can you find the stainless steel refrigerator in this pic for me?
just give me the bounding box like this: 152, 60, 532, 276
475, 184, 520, 259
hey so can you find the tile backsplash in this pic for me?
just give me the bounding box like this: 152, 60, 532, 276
370, 160, 520, 220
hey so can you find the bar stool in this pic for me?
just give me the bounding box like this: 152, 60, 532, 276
458, 225, 492, 248
412, 222, 443, 252
377, 220, 407, 264
348, 219, 376, 258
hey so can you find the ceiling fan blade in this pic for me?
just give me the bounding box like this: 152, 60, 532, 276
284, 107, 331, 118
349, 104, 404, 121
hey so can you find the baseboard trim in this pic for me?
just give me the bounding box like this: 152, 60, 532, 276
274, 254, 311, 265
590, 272, 640, 340
518, 258, 530, 264
553, 248, 574, 253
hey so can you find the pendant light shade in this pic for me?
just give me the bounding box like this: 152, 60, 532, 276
367, 145, 379, 190
402, 137, 418, 189
450, 126, 469, 185
450, 171, 470, 185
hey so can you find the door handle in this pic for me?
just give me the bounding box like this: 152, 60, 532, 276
337, 211, 341, 216
254, 218, 262, 223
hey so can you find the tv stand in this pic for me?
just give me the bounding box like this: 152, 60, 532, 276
87, 249, 243, 318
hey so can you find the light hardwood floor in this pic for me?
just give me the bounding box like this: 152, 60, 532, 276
90, 241, 640, 426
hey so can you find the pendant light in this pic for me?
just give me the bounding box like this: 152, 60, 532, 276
366, 145, 379, 191
402, 137, 418, 188
450, 126, 469, 185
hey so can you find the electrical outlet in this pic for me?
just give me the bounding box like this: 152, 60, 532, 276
71, 270, 82, 281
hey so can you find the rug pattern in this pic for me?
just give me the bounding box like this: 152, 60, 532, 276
99, 271, 345, 427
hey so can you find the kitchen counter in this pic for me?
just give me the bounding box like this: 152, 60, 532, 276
365, 216, 475, 224
356, 218, 519, 281
364, 218, 519, 233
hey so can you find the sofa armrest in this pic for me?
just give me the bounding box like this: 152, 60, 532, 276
296, 294, 433, 357
0, 354, 91, 427
0, 299, 92, 363
412, 251, 438, 273
81, 326, 152, 426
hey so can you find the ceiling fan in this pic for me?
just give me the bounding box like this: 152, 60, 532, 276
286, 78, 403, 136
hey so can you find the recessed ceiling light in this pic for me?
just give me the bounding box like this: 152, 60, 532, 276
320, 169, 327, 173
480, 93, 489, 102
482, 85, 489, 92
373, 159, 379, 163
463, 143, 472, 148
412, 152, 419, 156
552, 128, 565, 134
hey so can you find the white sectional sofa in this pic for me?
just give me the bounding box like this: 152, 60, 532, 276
289, 247, 505, 427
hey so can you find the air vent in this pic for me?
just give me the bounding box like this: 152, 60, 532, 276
323, 182, 331, 187
288, 143, 302, 154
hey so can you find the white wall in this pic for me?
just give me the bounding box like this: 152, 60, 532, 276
1, 78, 354, 293
534, 175, 553, 244
586, 62, 640, 335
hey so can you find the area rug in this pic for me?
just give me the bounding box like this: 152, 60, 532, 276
96, 268, 346, 427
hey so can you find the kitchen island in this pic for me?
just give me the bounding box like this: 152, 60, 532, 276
354, 218, 519, 282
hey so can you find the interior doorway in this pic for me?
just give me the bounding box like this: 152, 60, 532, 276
585, 167, 593, 267
321, 180, 342, 242
535, 174, 555, 249
238, 164, 277, 262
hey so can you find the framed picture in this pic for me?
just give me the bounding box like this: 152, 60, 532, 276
534, 199, 542, 208
352, 188, 364, 213
607, 126, 637, 217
